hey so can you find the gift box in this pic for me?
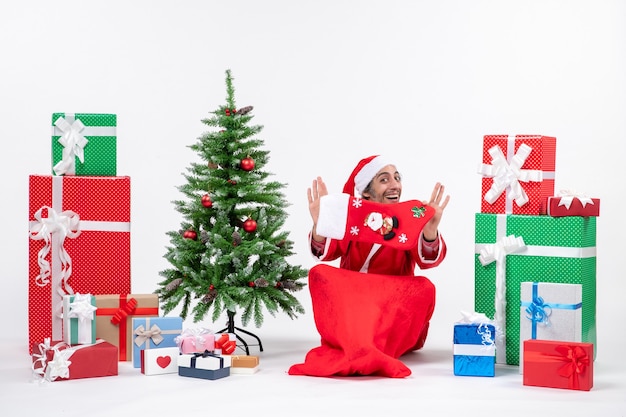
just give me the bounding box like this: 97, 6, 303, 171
225, 354, 260, 374
474, 213, 596, 365
547, 193, 600, 217
51, 113, 117, 176
214, 333, 237, 354
95, 294, 159, 361
453, 323, 496, 377
519, 282, 582, 372
63, 293, 97, 345
141, 347, 180, 376
178, 352, 231, 380
31, 339, 118, 382
28, 175, 131, 352
132, 316, 183, 368
523, 339, 593, 391
478, 134, 556, 215
175, 328, 215, 354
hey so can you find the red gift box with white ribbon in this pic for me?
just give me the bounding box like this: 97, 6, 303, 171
547, 190, 600, 217
28, 175, 131, 353
478, 135, 556, 215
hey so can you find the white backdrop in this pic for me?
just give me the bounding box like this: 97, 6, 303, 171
2, 0, 625, 362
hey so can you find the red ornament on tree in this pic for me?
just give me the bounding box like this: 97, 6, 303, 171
201, 194, 213, 208
227, 179, 237, 185
240, 156, 255, 172
242, 218, 257, 233
248, 281, 255, 287
183, 229, 197, 240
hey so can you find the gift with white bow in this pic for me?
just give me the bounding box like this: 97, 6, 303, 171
51, 113, 117, 176
477, 134, 556, 215
453, 311, 498, 377
28, 175, 131, 353
547, 189, 600, 217
31, 338, 118, 382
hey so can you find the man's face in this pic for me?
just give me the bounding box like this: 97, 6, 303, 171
362, 164, 402, 204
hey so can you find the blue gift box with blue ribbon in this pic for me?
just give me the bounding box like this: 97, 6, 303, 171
519, 281, 582, 372
178, 351, 231, 380
453, 322, 496, 377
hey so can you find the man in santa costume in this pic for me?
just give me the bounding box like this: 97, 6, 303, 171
288, 155, 450, 378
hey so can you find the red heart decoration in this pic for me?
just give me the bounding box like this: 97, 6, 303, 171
156, 356, 171, 368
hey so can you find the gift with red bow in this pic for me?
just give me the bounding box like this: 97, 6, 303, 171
214, 333, 237, 354
523, 339, 593, 391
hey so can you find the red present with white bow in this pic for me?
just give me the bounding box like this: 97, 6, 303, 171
478, 135, 556, 215
31, 338, 118, 382
175, 328, 215, 354
28, 175, 131, 353
547, 190, 600, 217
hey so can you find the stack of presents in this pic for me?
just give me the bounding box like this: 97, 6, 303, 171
453, 134, 598, 391
28, 113, 259, 383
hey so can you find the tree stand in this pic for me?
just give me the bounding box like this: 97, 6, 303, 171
216, 310, 264, 355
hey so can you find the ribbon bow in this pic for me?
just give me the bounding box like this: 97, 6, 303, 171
557, 189, 595, 209
134, 324, 164, 346
29, 206, 81, 289
478, 144, 543, 208
53, 116, 89, 176
556, 345, 590, 389
31, 338, 71, 382
525, 295, 552, 327
67, 293, 97, 323
215, 333, 237, 354
458, 311, 499, 349
477, 235, 526, 362
110, 297, 138, 325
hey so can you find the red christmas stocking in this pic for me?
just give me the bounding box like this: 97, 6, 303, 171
316, 194, 435, 250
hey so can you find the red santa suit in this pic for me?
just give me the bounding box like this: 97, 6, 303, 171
288, 155, 447, 378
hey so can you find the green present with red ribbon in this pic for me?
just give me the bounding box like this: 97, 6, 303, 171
474, 213, 596, 366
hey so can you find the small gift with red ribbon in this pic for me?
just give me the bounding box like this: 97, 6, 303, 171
178, 351, 231, 380
214, 333, 237, 354
63, 293, 97, 345
477, 134, 556, 215
31, 338, 118, 382
132, 316, 183, 368
141, 347, 179, 376
95, 294, 159, 361
175, 328, 215, 354
547, 189, 600, 217
28, 175, 131, 353
523, 339, 593, 391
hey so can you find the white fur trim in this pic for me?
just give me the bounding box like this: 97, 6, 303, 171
354, 155, 394, 196
316, 193, 350, 239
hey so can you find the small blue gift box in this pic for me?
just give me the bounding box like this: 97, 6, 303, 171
178, 351, 231, 380
453, 323, 496, 377
131, 316, 183, 368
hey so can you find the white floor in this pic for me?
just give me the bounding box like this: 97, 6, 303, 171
2, 332, 624, 417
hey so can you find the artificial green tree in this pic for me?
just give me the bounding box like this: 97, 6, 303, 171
156, 70, 307, 351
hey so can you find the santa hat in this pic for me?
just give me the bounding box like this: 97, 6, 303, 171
343, 155, 394, 197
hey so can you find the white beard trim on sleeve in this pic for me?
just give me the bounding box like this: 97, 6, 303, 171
316, 193, 351, 240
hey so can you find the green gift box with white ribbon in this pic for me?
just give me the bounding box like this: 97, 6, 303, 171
474, 213, 596, 366
51, 113, 117, 176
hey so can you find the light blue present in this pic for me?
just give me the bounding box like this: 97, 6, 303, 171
453, 323, 496, 377
131, 316, 183, 368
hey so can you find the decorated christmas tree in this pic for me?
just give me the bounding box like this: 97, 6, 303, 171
156, 70, 307, 344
